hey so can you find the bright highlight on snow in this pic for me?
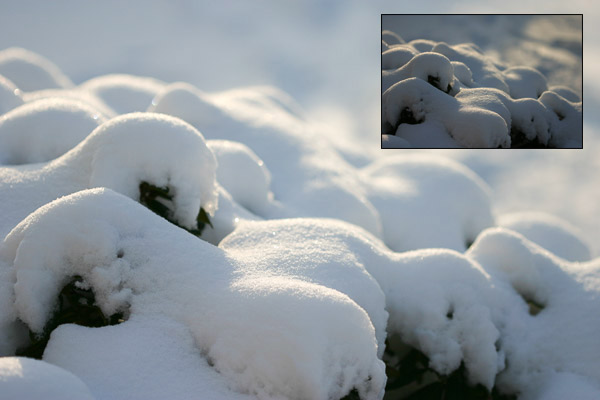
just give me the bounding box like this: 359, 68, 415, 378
381, 25, 582, 148
0, 40, 598, 400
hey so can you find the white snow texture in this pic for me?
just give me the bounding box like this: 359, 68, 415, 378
0, 10, 597, 400
381, 25, 582, 148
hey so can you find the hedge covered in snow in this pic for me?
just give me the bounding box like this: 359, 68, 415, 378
0, 46, 598, 400
381, 32, 582, 148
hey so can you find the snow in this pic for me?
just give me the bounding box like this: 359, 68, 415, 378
0, 356, 94, 400
0, 74, 23, 115
0, 5, 597, 400
0, 48, 73, 92
539, 90, 583, 147
79, 74, 166, 114
382, 52, 454, 93
0, 98, 106, 165
498, 212, 591, 262
150, 81, 384, 238
43, 316, 254, 400
467, 228, 600, 396
0, 112, 218, 238
382, 77, 511, 148
360, 154, 494, 252
2, 188, 386, 400
207, 140, 274, 217
381, 21, 582, 148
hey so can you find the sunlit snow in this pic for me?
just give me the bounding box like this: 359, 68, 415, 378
0, 4, 597, 400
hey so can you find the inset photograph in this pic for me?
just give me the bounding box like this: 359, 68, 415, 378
381, 14, 583, 149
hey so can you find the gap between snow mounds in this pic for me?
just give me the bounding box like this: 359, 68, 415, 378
0, 112, 218, 240
381, 37, 582, 148
0, 188, 386, 400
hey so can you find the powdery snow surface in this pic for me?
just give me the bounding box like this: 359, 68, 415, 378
0, 27, 598, 400
0, 356, 94, 400
381, 16, 582, 148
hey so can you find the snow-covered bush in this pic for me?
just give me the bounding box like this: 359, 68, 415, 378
0, 45, 597, 400
381, 34, 582, 148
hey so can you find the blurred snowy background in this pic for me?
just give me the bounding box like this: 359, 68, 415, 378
0, 1, 595, 254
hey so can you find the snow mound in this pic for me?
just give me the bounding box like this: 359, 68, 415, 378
207, 140, 273, 217
22, 88, 118, 118
381, 46, 416, 71
80, 74, 166, 114
0, 188, 385, 400
0, 357, 94, 400
539, 90, 583, 148
503, 66, 548, 99
43, 317, 254, 400
0, 112, 217, 238
381, 30, 404, 46
149, 81, 227, 130
70, 112, 218, 227
220, 218, 389, 357
468, 228, 600, 397
360, 154, 494, 252
0, 48, 73, 92
0, 98, 106, 165
383, 248, 505, 390
382, 52, 454, 93
498, 212, 591, 262
221, 217, 502, 390
381, 35, 582, 148
382, 77, 511, 148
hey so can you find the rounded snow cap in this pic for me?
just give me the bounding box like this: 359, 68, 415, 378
72, 112, 218, 228
148, 82, 223, 129
0, 47, 73, 92
0, 357, 95, 400
0, 97, 106, 165
79, 74, 166, 114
